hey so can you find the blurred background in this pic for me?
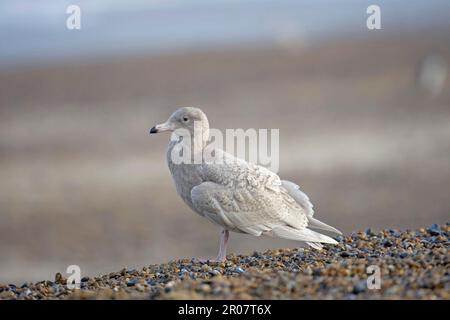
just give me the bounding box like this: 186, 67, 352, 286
0, 0, 449, 283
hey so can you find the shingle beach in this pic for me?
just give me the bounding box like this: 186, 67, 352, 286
1, 223, 448, 300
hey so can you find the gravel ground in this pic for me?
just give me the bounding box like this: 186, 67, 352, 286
1, 223, 448, 300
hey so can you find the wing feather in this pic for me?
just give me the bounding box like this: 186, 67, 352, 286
189, 153, 339, 248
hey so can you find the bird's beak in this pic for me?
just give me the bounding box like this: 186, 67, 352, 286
149, 122, 172, 134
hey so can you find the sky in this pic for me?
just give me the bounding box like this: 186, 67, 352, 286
0, 0, 449, 69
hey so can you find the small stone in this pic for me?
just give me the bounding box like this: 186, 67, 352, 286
44, 280, 53, 287
126, 279, 138, 287
390, 229, 401, 237
357, 253, 365, 259
312, 269, 322, 277
233, 267, 245, 274
201, 264, 212, 272
199, 284, 211, 293
382, 239, 393, 247
428, 224, 441, 236
146, 279, 157, 286
164, 286, 172, 293
54, 273, 63, 284
210, 270, 220, 276
352, 281, 367, 294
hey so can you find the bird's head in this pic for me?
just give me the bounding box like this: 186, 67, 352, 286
150, 107, 210, 142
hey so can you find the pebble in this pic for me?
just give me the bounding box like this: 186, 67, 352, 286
428, 224, 442, 236
382, 239, 393, 247
126, 279, 138, 287
1, 223, 448, 300
390, 229, 401, 238
352, 281, 367, 294
233, 267, 245, 274
210, 270, 221, 276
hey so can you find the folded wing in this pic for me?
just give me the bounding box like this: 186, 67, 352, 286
190, 157, 339, 248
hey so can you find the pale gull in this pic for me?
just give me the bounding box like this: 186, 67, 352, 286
149, 107, 342, 261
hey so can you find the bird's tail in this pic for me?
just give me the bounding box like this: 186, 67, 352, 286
271, 225, 338, 250
307, 217, 342, 237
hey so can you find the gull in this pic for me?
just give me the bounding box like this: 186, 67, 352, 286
149, 107, 342, 261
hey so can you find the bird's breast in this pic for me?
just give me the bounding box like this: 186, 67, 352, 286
166, 143, 204, 212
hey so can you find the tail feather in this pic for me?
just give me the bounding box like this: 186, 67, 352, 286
271, 225, 338, 245
306, 242, 324, 250
307, 217, 342, 236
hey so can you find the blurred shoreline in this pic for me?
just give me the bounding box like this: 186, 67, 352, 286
2, 0, 450, 70
1, 31, 450, 283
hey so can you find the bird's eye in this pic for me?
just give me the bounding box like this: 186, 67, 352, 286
182, 116, 189, 122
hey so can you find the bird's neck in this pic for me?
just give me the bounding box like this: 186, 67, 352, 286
167, 132, 209, 165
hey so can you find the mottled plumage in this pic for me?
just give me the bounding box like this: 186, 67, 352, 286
150, 107, 341, 261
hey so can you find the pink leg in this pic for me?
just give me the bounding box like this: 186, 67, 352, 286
196, 228, 229, 263
215, 229, 229, 262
